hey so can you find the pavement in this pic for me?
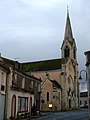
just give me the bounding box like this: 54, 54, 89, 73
31, 112, 90, 120
31, 115, 89, 120
82, 117, 90, 120
81, 118, 89, 120
31, 112, 49, 119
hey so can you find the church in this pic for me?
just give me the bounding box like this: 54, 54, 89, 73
22, 9, 79, 111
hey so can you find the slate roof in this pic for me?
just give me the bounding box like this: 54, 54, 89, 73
64, 10, 73, 40
61, 10, 76, 50
22, 58, 65, 72
0, 61, 10, 72
1, 56, 22, 70
0, 56, 42, 82
1, 56, 17, 67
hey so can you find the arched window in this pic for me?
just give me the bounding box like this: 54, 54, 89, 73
47, 92, 49, 102
64, 45, 70, 58
73, 48, 76, 59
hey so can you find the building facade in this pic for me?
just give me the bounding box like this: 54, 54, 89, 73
80, 92, 88, 108
85, 51, 90, 119
0, 56, 42, 120
6, 67, 34, 119
0, 57, 10, 120
22, 10, 79, 111
41, 74, 62, 111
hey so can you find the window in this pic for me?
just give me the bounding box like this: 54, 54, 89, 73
22, 78, 25, 89
18, 97, 28, 112
25, 78, 30, 91
29, 81, 32, 89
58, 92, 60, 103
64, 45, 70, 58
1, 85, 5, 91
84, 100, 87, 105
17, 74, 23, 88
1, 72, 5, 91
47, 92, 49, 102
80, 100, 82, 105
1, 72, 4, 85
73, 48, 76, 59
12, 73, 17, 86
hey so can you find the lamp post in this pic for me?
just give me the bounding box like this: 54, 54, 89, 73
78, 70, 87, 81
79, 69, 89, 119
84, 51, 90, 120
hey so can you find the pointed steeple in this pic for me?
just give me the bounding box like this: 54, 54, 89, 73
61, 7, 77, 59
64, 7, 73, 40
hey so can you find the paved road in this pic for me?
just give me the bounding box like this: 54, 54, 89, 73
32, 109, 89, 120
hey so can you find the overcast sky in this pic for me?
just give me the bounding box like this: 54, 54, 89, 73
0, 0, 89, 91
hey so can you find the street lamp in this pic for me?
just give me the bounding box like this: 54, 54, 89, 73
79, 70, 87, 92
79, 69, 89, 119
84, 51, 90, 120
78, 70, 87, 81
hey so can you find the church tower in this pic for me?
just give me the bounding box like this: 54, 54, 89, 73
22, 7, 79, 111
61, 8, 77, 61
61, 8, 79, 110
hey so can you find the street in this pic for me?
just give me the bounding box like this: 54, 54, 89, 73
32, 109, 89, 120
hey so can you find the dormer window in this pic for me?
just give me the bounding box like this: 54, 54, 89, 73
64, 45, 70, 58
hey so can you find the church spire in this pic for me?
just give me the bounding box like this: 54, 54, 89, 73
64, 7, 73, 40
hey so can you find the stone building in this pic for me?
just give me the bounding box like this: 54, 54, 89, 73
40, 73, 62, 111
0, 56, 42, 120
80, 91, 88, 108
22, 10, 79, 111
0, 57, 10, 120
